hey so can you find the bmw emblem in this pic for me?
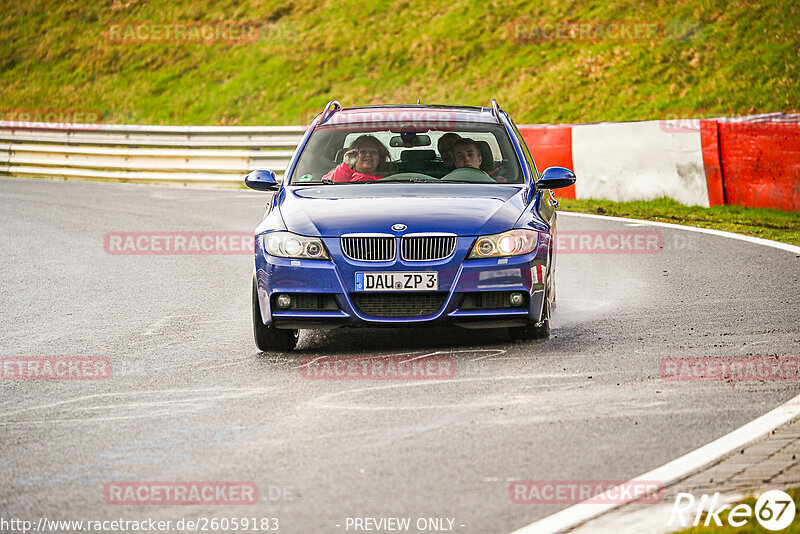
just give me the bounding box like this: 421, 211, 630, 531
392, 223, 407, 232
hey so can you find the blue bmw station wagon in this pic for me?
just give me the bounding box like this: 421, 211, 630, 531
245, 101, 576, 350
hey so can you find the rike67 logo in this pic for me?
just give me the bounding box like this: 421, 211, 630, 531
669, 490, 796, 531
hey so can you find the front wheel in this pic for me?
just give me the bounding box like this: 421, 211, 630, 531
509, 297, 550, 341
252, 277, 298, 352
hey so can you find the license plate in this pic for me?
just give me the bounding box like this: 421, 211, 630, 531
355, 272, 438, 291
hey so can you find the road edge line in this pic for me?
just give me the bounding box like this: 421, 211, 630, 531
510, 212, 800, 534
510, 393, 800, 534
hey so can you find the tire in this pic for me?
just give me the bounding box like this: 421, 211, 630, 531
252, 277, 298, 352
509, 295, 551, 342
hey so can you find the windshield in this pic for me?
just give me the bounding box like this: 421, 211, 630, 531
289, 121, 523, 185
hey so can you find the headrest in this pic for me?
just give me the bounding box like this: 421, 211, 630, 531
475, 140, 495, 171
400, 149, 437, 162
475, 140, 494, 162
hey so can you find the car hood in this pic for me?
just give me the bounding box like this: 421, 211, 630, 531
278, 184, 528, 237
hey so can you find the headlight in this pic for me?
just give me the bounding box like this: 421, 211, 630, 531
261, 232, 330, 260
468, 229, 539, 259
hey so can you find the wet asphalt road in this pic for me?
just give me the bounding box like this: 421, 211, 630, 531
1, 177, 798, 534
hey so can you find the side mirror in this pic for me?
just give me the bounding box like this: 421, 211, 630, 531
535, 166, 576, 190
245, 169, 279, 191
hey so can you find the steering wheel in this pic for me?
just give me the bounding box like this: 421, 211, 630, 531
439, 167, 496, 183
373, 173, 438, 182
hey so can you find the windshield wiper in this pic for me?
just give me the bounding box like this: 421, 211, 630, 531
366, 178, 437, 184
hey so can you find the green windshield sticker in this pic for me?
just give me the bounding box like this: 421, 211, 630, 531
298, 174, 313, 182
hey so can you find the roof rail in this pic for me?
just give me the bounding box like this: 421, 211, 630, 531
490, 99, 502, 124
319, 100, 342, 125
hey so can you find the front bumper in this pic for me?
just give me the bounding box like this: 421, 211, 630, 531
255, 235, 549, 329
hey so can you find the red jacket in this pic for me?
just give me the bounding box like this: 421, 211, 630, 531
323, 162, 384, 183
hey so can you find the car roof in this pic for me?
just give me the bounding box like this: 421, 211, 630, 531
320, 105, 500, 127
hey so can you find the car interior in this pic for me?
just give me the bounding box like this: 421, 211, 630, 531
291, 126, 523, 184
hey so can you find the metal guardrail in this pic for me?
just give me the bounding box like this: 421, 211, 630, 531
3, 114, 795, 188
0, 121, 306, 186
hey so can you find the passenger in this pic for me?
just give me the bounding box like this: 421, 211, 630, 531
323, 135, 392, 182
452, 138, 508, 182
437, 132, 461, 169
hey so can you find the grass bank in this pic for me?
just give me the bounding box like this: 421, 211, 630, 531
0, 0, 798, 125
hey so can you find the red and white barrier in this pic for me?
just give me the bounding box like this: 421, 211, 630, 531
520, 113, 800, 211
701, 118, 800, 211
572, 121, 708, 206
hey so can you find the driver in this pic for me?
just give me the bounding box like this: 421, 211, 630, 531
452, 138, 509, 182
323, 135, 392, 182
452, 138, 482, 170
